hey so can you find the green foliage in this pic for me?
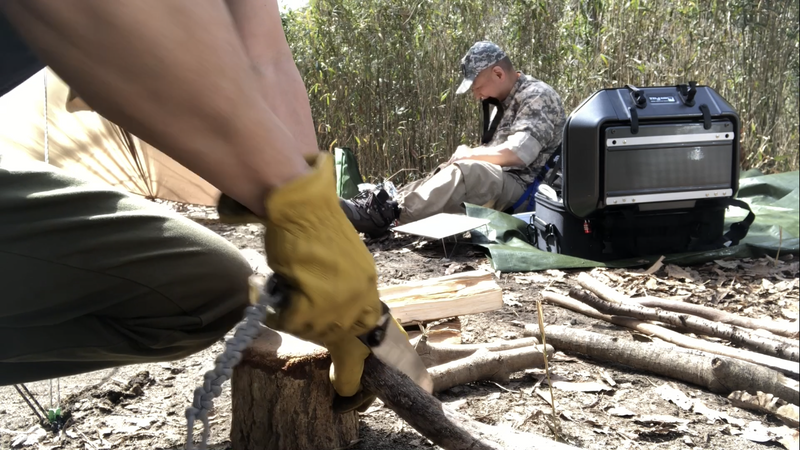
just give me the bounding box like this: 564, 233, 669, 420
282, 0, 799, 181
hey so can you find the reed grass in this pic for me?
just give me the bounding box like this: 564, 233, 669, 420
282, 0, 799, 182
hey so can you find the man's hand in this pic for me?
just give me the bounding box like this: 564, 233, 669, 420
447, 144, 474, 165
262, 153, 381, 346
221, 152, 383, 398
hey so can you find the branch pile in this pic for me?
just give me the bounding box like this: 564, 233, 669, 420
538, 272, 799, 414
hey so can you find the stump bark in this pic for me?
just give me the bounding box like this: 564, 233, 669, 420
230, 327, 359, 450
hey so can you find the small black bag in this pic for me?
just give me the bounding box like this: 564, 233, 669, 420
528, 82, 755, 261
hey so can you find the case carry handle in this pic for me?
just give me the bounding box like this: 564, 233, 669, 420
530, 215, 560, 254
699, 104, 712, 129
629, 107, 640, 134
677, 81, 698, 106
625, 84, 647, 109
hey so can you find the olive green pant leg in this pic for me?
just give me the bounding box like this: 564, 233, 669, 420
0, 158, 253, 385
396, 160, 525, 224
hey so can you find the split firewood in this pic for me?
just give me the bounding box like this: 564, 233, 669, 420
427, 344, 553, 392
569, 287, 800, 362
523, 323, 800, 406
727, 390, 800, 428
541, 291, 800, 379
361, 354, 580, 450
632, 296, 799, 339
380, 270, 503, 325
413, 335, 540, 367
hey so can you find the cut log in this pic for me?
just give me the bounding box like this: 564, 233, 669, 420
361, 354, 581, 450
428, 344, 553, 392
230, 329, 358, 450
632, 296, 799, 339
522, 323, 800, 406
570, 287, 800, 362
542, 290, 800, 378
232, 327, 571, 450
414, 335, 540, 368
380, 270, 503, 325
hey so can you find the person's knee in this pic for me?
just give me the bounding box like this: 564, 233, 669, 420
180, 228, 254, 318
453, 160, 503, 206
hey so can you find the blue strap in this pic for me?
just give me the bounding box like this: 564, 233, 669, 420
511, 168, 546, 212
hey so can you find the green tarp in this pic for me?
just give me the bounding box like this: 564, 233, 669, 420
465, 170, 799, 273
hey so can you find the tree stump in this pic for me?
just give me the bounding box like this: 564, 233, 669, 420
230, 327, 359, 450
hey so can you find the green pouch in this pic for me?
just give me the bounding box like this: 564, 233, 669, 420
334, 147, 364, 199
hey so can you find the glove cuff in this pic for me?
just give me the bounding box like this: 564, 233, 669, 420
264, 152, 339, 225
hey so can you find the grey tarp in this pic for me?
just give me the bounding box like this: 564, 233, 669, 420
465, 170, 799, 273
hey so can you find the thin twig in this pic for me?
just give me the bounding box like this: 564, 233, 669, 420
488, 381, 519, 393
775, 226, 783, 266
536, 300, 559, 441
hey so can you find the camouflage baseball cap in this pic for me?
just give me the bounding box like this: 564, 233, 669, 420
456, 41, 507, 95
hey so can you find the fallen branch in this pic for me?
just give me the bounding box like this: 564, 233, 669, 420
414, 336, 540, 367
711, 357, 800, 408
362, 354, 580, 450
569, 287, 799, 362
522, 322, 799, 406
632, 296, 799, 339
577, 272, 632, 304
428, 345, 553, 392
728, 391, 800, 428
541, 291, 800, 379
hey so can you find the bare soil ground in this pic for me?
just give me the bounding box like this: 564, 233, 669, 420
1, 201, 798, 450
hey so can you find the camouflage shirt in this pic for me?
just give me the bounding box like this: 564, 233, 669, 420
484, 73, 566, 188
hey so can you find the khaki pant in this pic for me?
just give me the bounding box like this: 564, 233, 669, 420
396, 160, 526, 224
0, 157, 252, 385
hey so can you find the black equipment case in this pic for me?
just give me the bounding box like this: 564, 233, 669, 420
530, 82, 755, 261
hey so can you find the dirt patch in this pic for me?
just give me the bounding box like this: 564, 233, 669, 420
1, 201, 797, 450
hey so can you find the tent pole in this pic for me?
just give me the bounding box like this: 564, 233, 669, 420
43, 70, 49, 164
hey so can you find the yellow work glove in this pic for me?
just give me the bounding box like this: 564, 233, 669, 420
218, 152, 382, 399
329, 315, 409, 414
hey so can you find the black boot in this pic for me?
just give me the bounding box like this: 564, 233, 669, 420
339, 187, 400, 238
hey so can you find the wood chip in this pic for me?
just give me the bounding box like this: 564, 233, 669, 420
644, 256, 666, 275
634, 414, 690, 426
714, 259, 739, 269
655, 383, 693, 411
551, 381, 612, 392
666, 264, 694, 281
742, 421, 773, 443
600, 370, 617, 387
691, 400, 726, 424
607, 406, 636, 417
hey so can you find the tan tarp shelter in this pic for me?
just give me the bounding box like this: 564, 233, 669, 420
0, 68, 220, 206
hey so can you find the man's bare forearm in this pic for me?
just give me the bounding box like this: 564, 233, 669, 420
457, 146, 524, 167
226, 0, 319, 159
1, 0, 309, 216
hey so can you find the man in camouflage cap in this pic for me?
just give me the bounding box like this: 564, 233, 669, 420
340, 40, 566, 236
